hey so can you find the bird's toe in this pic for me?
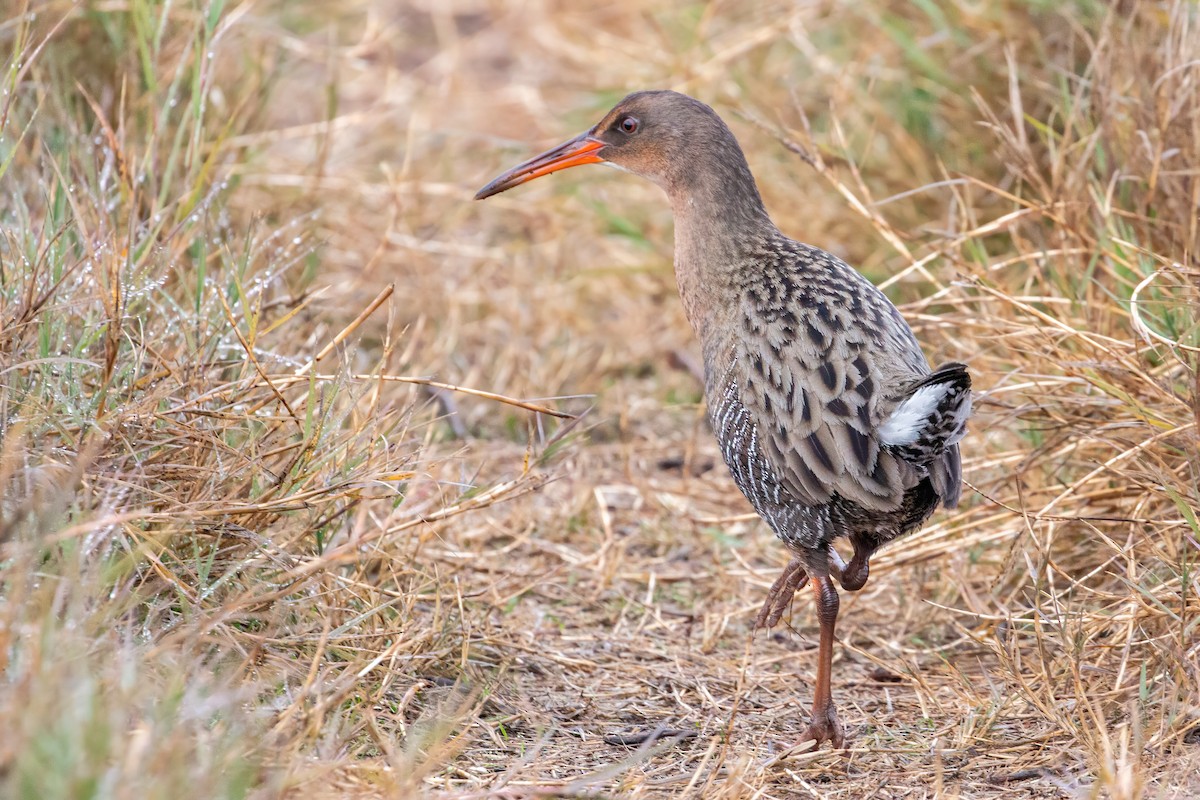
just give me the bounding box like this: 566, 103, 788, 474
754, 559, 809, 630
799, 706, 845, 751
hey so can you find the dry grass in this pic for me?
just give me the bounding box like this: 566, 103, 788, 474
2, 0, 1198, 798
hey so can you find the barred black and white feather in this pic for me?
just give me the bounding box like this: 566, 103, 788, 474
879, 362, 971, 465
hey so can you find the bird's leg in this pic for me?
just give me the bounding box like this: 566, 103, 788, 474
754, 558, 809, 630
798, 574, 845, 748
839, 534, 875, 592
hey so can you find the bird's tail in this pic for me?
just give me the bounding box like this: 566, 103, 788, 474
877, 361, 972, 467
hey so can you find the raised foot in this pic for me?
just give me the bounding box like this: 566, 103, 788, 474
754, 558, 809, 630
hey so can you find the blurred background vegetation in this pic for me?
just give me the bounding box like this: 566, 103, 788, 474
1, 1, 1197, 797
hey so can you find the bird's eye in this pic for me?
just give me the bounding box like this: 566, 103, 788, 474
619, 116, 640, 134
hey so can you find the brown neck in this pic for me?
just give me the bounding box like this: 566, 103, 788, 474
669, 167, 776, 353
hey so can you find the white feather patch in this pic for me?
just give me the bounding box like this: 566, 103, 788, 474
878, 383, 950, 446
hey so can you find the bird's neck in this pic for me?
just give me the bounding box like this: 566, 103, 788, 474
669, 172, 776, 357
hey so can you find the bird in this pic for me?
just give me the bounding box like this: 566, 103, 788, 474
474, 91, 970, 750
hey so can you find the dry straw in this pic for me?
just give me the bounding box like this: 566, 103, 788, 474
1, 1, 1198, 798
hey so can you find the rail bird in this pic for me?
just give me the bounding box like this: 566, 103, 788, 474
475, 90, 970, 749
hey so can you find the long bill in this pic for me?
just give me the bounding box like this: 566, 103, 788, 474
474, 131, 605, 200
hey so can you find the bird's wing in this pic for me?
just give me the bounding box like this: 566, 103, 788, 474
732, 252, 928, 512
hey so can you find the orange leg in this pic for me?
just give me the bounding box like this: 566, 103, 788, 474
799, 575, 845, 748
754, 558, 809, 630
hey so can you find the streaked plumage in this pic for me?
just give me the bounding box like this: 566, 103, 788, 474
475, 90, 971, 753
710, 237, 967, 558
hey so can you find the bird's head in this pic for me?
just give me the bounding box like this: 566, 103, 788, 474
474, 90, 740, 200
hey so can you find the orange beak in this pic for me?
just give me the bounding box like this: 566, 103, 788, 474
474, 131, 606, 200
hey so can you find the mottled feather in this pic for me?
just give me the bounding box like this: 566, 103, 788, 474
702, 236, 968, 555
